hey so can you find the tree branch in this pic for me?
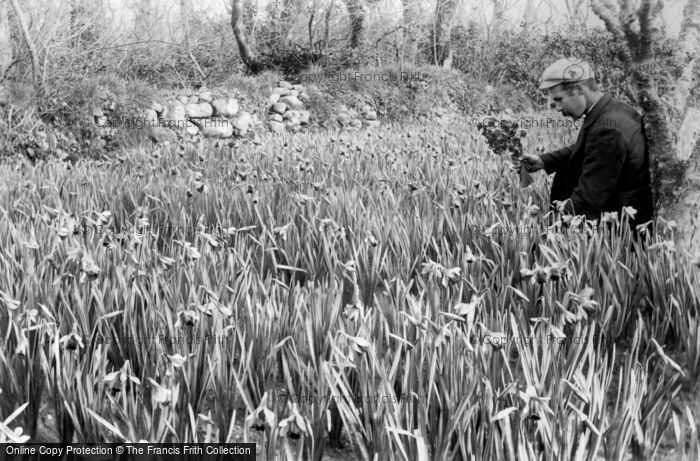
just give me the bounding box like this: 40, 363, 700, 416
8, 0, 41, 92
590, 0, 633, 67
230, 0, 260, 71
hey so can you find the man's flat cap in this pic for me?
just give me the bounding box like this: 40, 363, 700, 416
539, 58, 596, 90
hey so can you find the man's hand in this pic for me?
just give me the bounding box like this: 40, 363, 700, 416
512, 152, 545, 172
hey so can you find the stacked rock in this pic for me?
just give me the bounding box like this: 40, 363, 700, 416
333, 103, 380, 130
91, 102, 118, 149
145, 91, 253, 144
267, 80, 311, 133
359, 104, 380, 128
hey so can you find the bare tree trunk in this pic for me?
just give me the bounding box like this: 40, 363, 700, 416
134, 0, 155, 40
0, 0, 12, 81
432, 0, 457, 67
592, 0, 700, 248
490, 0, 507, 36
564, 0, 589, 29
277, 0, 295, 49
308, 8, 315, 48
230, 0, 261, 72
8, 0, 40, 93
343, 0, 366, 48
400, 0, 419, 64
324, 0, 333, 52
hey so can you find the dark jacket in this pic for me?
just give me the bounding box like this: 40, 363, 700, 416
541, 93, 655, 225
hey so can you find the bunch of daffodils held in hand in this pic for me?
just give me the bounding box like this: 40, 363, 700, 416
476, 118, 533, 187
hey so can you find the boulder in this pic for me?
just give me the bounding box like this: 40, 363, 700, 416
269, 120, 286, 133
185, 102, 213, 118
177, 95, 189, 104
273, 87, 292, 96
271, 102, 287, 114
211, 98, 239, 117
233, 111, 252, 136
286, 122, 302, 133
298, 92, 310, 102
149, 126, 177, 144
278, 80, 293, 89
279, 96, 304, 110
162, 102, 187, 129
288, 90, 299, 98
199, 91, 214, 102
351, 119, 363, 128
187, 95, 199, 104
268, 113, 283, 122
144, 109, 159, 126
268, 93, 281, 105
150, 101, 164, 113
198, 118, 233, 138
363, 110, 377, 121
336, 113, 351, 125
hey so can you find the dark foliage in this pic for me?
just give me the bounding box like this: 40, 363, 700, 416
258, 42, 325, 77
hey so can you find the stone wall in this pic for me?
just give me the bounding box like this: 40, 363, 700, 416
266, 80, 312, 133
86, 80, 387, 152
142, 91, 254, 144
89, 81, 386, 148
265, 80, 382, 132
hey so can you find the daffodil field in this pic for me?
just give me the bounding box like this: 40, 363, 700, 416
1, 117, 699, 460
